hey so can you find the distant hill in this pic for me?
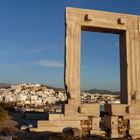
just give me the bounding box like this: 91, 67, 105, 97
44, 85, 120, 95
0, 83, 11, 89
84, 89, 120, 95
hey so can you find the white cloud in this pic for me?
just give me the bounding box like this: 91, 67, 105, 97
35, 60, 87, 69
31, 46, 61, 53
0, 51, 10, 55
36, 60, 64, 68
0, 64, 19, 68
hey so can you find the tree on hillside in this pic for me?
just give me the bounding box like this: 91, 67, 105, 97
0, 105, 8, 121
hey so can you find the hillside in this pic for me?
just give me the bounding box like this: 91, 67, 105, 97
0, 83, 11, 89
84, 89, 120, 95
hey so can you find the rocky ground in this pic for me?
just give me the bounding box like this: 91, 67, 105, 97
0, 111, 131, 140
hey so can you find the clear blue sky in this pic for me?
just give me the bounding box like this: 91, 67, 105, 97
0, 0, 140, 91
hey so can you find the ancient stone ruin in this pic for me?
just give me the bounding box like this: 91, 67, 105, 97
31, 7, 140, 139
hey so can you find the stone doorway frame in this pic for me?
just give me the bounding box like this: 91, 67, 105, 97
65, 7, 140, 105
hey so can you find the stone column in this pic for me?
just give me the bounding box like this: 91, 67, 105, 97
65, 9, 81, 106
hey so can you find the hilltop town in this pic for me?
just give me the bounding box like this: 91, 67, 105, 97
0, 83, 120, 108
0, 84, 66, 106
